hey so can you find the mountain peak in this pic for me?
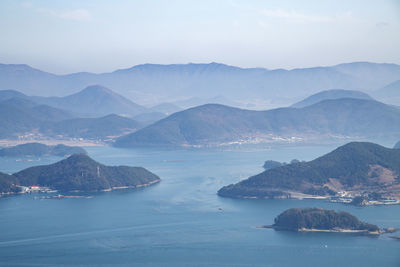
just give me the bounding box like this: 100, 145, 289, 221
13, 153, 161, 192
291, 89, 373, 108
63, 153, 99, 164
79, 85, 113, 95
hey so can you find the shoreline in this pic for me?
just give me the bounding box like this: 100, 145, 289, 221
102, 179, 161, 192
257, 225, 382, 235
0, 179, 161, 197
230, 192, 400, 206
0, 139, 105, 147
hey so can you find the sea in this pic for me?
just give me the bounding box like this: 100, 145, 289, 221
0, 143, 399, 267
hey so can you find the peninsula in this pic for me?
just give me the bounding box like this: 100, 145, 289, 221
218, 142, 400, 205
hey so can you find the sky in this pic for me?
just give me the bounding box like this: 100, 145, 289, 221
0, 0, 399, 74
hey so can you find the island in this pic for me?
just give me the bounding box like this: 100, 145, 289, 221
263, 208, 381, 234
0, 143, 87, 157
218, 142, 400, 206
1, 154, 161, 194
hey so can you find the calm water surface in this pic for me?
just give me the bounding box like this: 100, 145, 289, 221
0, 145, 399, 266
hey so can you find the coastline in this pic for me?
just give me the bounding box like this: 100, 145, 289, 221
0, 179, 161, 197
0, 139, 104, 147
102, 179, 161, 192
298, 228, 381, 235
233, 191, 400, 206
257, 225, 382, 235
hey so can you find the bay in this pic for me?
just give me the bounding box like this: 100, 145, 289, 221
0, 144, 399, 266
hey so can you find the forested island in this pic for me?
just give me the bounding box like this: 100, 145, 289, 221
264, 208, 381, 234
0, 154, 160, 194
218, 142, 400, 205
0, 143, 87, 157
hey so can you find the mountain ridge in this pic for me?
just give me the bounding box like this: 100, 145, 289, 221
1, 61, 399, 105
291, 89, 373, 108
13, 154, 161, 192
218, 142, 400, 201
114, 98, 400, 147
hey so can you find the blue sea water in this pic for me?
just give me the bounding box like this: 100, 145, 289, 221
0, 145, 399, 266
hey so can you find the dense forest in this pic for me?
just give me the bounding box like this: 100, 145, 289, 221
0, 172, 19, 194
13, 154, 161, 192
218, 142, 400, 198
273, 208, 379, 232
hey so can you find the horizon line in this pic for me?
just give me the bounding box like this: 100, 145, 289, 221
1, 60, 399, 76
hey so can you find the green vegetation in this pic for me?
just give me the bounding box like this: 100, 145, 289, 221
0, 172, 19, 194
115, 98, 400, 147
0, 143, 86, 157
263, 160, 283, 170
218, 142, 400, 199
13, 154, 160, 192
273, 208, 379, 232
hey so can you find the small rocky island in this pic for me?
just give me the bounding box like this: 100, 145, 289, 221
264, 208, 381, 234
0, 143, 87, 157
1, 154, 160, 194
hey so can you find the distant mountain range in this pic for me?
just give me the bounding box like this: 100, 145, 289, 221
0, 154, 161, 193
0, 97, 74, 138
114, 98, 400, 147
0, 96, 141, 140
372, 80, 400, 106
291, 89, 373, 108
218, 142, 400, 200
0, 85, 148, 117
150, 103, 182, 115
1, 62, 399, 106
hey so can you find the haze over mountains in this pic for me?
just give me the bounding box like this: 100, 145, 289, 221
0, 85, 148, 117
0, 143, 86, 157
1, 61, 399, 146
115, 98, 400, 147
372, 80, 400, 106
1, 62, 400, 107
0, 95, 141, 140
291, 89, 373, 108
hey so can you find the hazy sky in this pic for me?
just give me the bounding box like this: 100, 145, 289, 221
1, 0, 399, 74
